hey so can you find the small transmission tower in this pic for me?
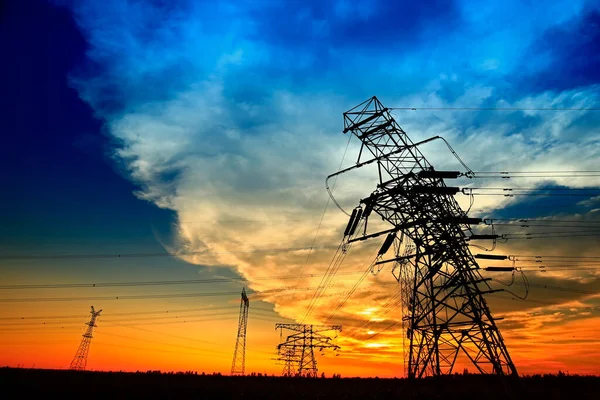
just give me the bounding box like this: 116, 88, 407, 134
231, 287, 250, 375
275, 324, 341, 377
333, 96, 517, 378
279, 347, 301, 377
69, 306, 102, 371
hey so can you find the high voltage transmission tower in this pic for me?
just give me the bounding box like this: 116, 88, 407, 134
331, 96, 517, 378
275, 324, 341, 377
231, 288, 249, 375
69, 306, 102, 371
277, 347, 301, 377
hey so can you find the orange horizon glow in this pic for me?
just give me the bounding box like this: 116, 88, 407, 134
3, 300, 600, 377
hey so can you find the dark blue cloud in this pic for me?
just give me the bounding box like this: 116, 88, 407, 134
239, 0, 462, 91
519, 7, 600, 93
480, 196, 596, 220
55, 0, 466, 118
249, 0, 460, 50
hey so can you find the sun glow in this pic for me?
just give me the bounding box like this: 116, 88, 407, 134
365, 343, 387, 348
358, 308, 378, 315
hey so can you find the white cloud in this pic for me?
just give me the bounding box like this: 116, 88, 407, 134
91, 76, 600, 330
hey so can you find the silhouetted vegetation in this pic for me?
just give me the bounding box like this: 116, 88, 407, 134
1, 367, 599, 399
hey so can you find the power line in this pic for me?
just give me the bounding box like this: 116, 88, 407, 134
300, 220, 365, 323
107, 321, 222, 345
0, 246, 336, 261
469, 187, 600, 191
520, 282, 597, 295
501, 231, 600, 236
468, 170, 600, 179
0, 271, 365, 290
484, 219, 600, 224
498, 229, 600, 234
0, 304, 276, 321
347, 294, 403, 337
521, 267, 600, 271
472, 170, 600, 174
290, 132, 353, 304
0, 308, 281, 327
91, 340, 231, 358
363, 321, 400, 341
300, 240, 346, 323
0, 314, 287, 332
0, 281, 361, 303
390, 107, 600, 111
470, 190, 600, 196
488, 294, 557, 307
0, 290, 241, 303
501, 233, 600, 239
472, 174, 600, 179
472, 192, 599, 197
96, 330, 228, 356
511, 255, 600, 259
491, 223, 600, 229
325, 240, 384, 324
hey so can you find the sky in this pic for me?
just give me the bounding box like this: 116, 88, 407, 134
1, 0, 600, 377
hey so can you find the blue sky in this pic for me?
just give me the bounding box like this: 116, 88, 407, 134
2, 0, 600, 375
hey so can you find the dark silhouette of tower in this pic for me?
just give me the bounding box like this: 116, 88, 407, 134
334, 96, 517, 378
275, 324, 341, 377
69, 306, 102, 371
231, 288, 249, 375
279, 347, 300, 377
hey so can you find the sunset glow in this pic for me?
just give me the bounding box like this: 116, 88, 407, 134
2, 0, 600, 379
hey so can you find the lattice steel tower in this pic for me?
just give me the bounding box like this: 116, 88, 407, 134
69, 306, 102, 371
275, 324, 341, 377
231, 288, 250, 375
278, 347, 301, 377
333, 96, 517, 378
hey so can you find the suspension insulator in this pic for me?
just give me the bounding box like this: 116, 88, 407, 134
469, 234, 499, 240
343, 208, 358, 236
348, 208, 363, 236
411, 186, 460, 195
485, 267, 516, 272
362, 198, 374, 218
443, 217, 482, 225
418, 170, 461, 179
378, 232, 396, 256
474, 254, 508, 260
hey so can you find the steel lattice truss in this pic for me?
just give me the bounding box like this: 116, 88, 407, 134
275, 324, 341, 378
231, 288, 250, 375
339, 96, 517, 378
69, 306, 102, 371
277, 348, 301, 377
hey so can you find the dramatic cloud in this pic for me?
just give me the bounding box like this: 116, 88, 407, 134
58, 0, 600, 374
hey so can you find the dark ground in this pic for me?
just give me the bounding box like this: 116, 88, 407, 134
1, 367, 599, 399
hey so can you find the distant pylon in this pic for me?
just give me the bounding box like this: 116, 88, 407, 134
231, 288, 250, 375
69, 306, 102, 371
280, 348, 299, 377
275, 324, 341, 377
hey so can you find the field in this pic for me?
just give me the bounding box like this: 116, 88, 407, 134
1, 368, 599, 399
